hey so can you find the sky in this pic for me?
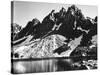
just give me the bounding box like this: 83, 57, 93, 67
12, 1, 98, 27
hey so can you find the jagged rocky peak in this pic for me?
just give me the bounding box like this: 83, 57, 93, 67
42, 5, 84, 24
11, 23, 22, 41
25, 18, 40, 29
11, 23, 22, 34
94, 16, 97, 22
59, 7, 66, 17
70, 5, 79, 12
31, 18, 40, 26
13, 18, 41, 40
42, 9, 55, 23
60, 7, 66, 12
68, 5, 84, 19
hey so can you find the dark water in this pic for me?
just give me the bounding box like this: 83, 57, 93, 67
11, 57, 97, 74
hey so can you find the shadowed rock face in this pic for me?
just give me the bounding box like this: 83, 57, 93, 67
12, 5, 97, 59
53, 44, 70, 55
13, 18, 41, 41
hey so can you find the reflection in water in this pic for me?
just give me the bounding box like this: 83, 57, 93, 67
12, 57, 97, 74
14, 62, 26, 73
13, 59, 58, 73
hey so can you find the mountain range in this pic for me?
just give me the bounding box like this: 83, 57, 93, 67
11, 5, 97, 59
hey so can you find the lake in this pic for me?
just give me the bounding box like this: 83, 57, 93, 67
11, 56, 97, 74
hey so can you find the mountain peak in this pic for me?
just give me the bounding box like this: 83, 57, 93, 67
67, 5, 84, 19
70, 5, 79, 11
60, 7, 66, 13
11, 23, 22, 34
32, 18, 40, 26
